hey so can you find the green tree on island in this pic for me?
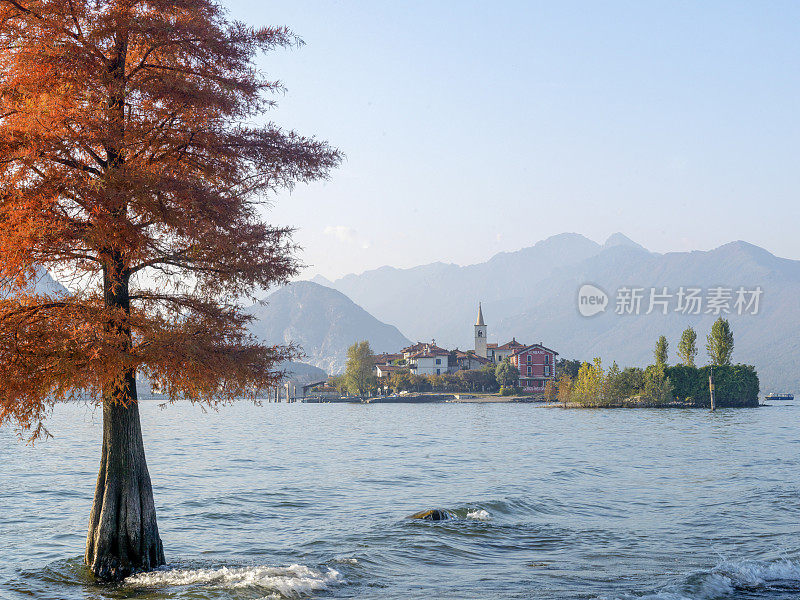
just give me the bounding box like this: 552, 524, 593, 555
345, 341, 377, 397
481, 364, 501, 391
572, 358, 606, 405
556, 358, 581, 380
643, 363, 673, 404
389, 369, 414, 392
654, 335, 669, 368
677, 327, 698, 366
603, 361, 626, 404
495, 357, 519, 389
556, 375, 571, 405
707, 317, 734, 366
327, 375, 349, 395
543, 379, 559, 403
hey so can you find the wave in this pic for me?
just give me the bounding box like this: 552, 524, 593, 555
466, 509, 491, 521
716, 558, 800, 587
124, 563, 342, 598
610, 558, 800, 600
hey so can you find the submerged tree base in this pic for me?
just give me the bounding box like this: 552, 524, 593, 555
85, 395, 165, 581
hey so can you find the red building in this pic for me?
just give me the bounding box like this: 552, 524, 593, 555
509, 344, 558, 393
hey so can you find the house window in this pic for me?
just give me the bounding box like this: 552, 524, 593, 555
544, 365, 550, 376
526, 355, 531, 363
436, 368, 441, 375
527, 365, 531, 376
545, 355, 550, 365
435, 358, 441, 365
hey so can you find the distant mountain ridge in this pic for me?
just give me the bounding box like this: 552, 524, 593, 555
32, 268, 69, 296
246, 281, 411, 374
318, 234, 800, 393
0, 267, 69, 298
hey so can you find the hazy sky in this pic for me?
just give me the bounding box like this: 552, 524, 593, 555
224, 0, 800, 280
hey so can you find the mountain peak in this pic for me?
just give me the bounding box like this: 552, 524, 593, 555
603, 233, 648, 252
309, 274, 333, 287
538, 232, 599, 249
246, 281, 411, 374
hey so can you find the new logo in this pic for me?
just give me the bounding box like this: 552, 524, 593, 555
578, 284, 608, 317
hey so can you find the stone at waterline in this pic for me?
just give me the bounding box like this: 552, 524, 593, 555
407, 509, 451, 521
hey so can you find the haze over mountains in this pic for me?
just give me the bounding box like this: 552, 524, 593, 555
31, 234, 799, 393
11, 269, 328, 391
314, 233, 799, 393
246, 281, 411, 374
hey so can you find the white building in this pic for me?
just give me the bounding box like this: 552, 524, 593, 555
408, 349, 449, 376
486, 339, 526, 364
375, 364, 405, 379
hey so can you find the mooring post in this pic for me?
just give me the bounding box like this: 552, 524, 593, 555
709, 365, 716, 412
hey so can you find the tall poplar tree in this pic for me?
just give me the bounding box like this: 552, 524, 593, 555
707, 317, 734, 366
654, 335, 669, 368
0, 0, 339, 580
677, 327, 698, 366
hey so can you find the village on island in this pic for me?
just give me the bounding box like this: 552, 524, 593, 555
372, 303, 557, 394
147, 299, 766, 408
298, 302, 764, 408
305, 303, 561, 403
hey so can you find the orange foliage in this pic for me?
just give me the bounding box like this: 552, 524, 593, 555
0, 0, 341, 438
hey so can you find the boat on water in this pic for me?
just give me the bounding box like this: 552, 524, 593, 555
765, 393, 794, 401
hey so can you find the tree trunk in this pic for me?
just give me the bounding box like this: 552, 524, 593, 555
85, 370, 165, 580
82, 20, 164, 581
86, 254, 165, 579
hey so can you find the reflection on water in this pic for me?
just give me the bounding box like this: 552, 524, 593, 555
2, 402, 800, 599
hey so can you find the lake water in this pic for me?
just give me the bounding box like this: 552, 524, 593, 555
2, 401, 800, 600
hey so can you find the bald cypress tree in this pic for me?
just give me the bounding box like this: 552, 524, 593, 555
0, 0, 339, 579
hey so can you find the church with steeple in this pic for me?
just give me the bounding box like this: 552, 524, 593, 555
375, 303, 558, 395
470, 302, 559, 392
473, 303, 533, 364
474, 302, 487, 359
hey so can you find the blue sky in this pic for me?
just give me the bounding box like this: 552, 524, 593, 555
224, 1, 800, 279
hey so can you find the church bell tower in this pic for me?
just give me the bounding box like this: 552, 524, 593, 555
474, 303, 487, 358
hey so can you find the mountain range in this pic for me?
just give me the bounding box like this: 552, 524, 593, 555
9, 269, 328, 390
30, 234, 800, 393
246, 281, 411, 374
314, 233, 800, 393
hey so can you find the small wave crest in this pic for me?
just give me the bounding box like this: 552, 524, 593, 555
466, 509, 491, 521
125, 563, 342, 598
715, 558, 800, 587
611, 558, 800, 600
